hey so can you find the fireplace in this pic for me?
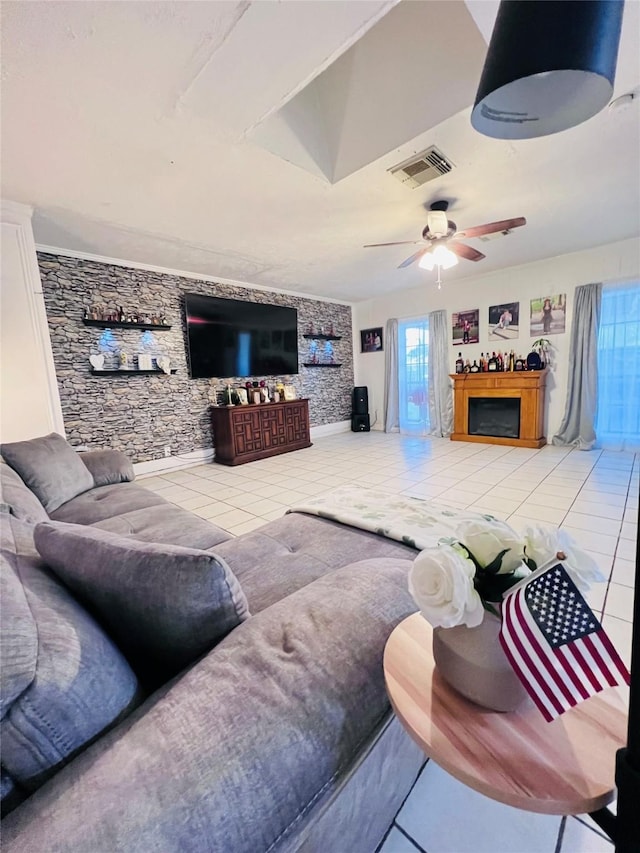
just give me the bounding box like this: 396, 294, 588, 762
468, 397, 520, 439
449, 370, 547, 448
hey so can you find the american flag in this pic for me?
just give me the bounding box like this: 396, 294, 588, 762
499, 562, 630, 722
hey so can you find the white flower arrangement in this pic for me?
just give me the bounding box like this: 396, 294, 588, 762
409, 519, 603, 629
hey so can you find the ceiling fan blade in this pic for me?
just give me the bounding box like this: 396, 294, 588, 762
448, 241, 486, 262
398, 247, 430, 269
455, 217, 526, 239
364, 240, 420, 248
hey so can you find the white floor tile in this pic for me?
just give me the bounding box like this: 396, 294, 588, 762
560, 526, 618, 557
377, 826, 420, 853
570, 500, 625, 520
396, 762, 561, 853
516, 501, 566, 524
604, 583, 634, 622
226, 517, 269, 536
611, 557, 636, 588
213, 508, 262, 529
615, 538, 637, 561
562, 814, 614, 849
562, 512, 622, 537
601, 615, 633, 669
619, 521, 637, 541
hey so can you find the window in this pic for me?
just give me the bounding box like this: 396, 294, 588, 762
596, 281, 640, 451
398, 318, 429, 435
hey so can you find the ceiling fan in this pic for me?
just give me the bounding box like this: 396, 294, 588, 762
364, 201, 526, 269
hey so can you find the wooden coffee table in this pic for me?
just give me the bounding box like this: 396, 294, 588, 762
383, 613, 628, 815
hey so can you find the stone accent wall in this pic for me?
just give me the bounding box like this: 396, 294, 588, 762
38, 254, 354, 462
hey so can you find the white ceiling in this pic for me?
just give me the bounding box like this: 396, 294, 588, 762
2, 0, 639, 302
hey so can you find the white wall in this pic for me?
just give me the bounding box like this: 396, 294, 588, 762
353, 237, 640, 438
1, 200, 65, 442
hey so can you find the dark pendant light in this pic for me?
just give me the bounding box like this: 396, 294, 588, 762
471, 0, 625, 139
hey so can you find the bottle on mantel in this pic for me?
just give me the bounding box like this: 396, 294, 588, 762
509, 350, 515, 372
488, 352, 498, 372
482, 353, 489, 372
455, 352, 464, 374
497, 351, 504, 371
470, 359, 480, 373
480, 352, 485, 371
463, 359, 472, 373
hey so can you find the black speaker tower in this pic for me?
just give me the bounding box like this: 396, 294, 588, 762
351, 386, 370, 431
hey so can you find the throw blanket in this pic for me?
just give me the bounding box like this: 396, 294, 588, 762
287, 485, 499, 551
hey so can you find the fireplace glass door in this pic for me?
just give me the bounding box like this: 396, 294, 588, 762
468, 397, 521, 439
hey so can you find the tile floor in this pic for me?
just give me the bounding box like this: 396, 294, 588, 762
139, 431, 638, 853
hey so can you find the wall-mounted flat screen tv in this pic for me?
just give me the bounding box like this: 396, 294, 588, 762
185, 292, 299, 379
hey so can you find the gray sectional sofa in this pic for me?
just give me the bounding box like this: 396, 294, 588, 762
0, 433, 424, 852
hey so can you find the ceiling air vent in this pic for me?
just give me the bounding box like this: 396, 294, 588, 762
389, 146, 454, 188
478, 229, 516, 242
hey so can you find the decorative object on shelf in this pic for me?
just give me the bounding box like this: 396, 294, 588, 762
137, 354, 153, 371
308, 340, 319, 364
408, 518, 628, 717
89, 353, 105, 371
360, 327, 383, 353
531, 338, 553, 369
283, 385, 296, 401
305, 322, 315, 335
119, 351, 129, 369
236, 388, 248, 405
83, 306, 170, 327
157, 356, 171, 375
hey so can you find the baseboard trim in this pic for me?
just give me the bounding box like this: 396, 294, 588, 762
310, 420, 351, 439
134, 449, 213, 477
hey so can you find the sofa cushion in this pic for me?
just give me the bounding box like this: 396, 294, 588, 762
1, 433, 94, 514
0, 515, 141, 804
49, 481, 166, 524
34, 521, 250, 688
0, 464, 48, 525
0, 557, 417, 852
79, 449, 135, 487
213, 511, 418, 613
91, 503, 232, 549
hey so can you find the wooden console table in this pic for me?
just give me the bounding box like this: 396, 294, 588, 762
384, 613, 627, 815
450, 369, 547, 448
210, 399, 312, 465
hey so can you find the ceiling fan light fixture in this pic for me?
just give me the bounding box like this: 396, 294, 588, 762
419, 245, 458, 272
471, 0, 624, 140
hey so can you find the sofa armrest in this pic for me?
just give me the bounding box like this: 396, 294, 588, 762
79, 450, 135, 487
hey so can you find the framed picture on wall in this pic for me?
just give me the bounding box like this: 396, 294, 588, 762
530, 294, 566, 336
451, 309, 479, 345
361, 327, 383, 352
488, 302, 520, 341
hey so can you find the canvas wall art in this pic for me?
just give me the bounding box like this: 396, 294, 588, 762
452, 309, 479, 345
530, 294, 567, 336
361, 328, 383, 352
488, 302, 520, 341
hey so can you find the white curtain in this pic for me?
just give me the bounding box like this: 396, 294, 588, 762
398, 317, 429, 435
428, 309, 453, 437
383, 318, 399, 432
595, 280, 640, 451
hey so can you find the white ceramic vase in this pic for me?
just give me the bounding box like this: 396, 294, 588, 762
432, 612, 528, 713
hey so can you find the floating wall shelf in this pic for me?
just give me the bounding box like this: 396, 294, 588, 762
302, 363, 342, 368
83, 319, 172, 331
90, 369, 178, 376
302, 333, 341, 341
